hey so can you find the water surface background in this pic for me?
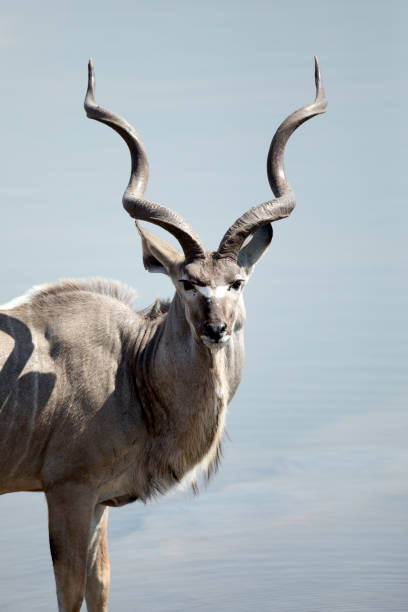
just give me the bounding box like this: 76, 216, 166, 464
0, 1, 406, 610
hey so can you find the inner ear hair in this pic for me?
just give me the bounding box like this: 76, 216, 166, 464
135, 222, 184, 275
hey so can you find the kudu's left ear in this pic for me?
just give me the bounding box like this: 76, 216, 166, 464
135, 223, 184, 275
237, 224, 273, 269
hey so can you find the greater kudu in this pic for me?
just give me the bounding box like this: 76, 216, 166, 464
0, 58, 327, 611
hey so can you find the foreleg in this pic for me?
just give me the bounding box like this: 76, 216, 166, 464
46, 484, 97, 612
85, 505, 110, 611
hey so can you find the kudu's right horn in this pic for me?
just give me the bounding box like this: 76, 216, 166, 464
84, 59, 205, 262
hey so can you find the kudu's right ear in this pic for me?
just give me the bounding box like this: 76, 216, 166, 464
135, 223, 184, 275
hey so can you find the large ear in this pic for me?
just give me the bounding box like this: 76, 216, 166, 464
237, 224, 273, 269
135, 223, 184, 275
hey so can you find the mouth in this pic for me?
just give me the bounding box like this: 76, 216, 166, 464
201, 334, 231, 348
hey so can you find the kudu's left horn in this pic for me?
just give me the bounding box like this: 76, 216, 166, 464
84, 59, 205, 262
217, 56, 328, 261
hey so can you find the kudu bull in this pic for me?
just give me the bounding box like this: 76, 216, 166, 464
0, 58, 327, 610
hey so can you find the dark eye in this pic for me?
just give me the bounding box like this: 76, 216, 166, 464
230, 280, 243, 291
180, 280, 195, 291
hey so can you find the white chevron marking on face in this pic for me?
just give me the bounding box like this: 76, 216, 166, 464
197, 285, 229, 299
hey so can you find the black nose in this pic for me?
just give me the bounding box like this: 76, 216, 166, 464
205, 323, 227, 341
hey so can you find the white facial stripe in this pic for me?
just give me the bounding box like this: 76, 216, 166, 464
197, 285, 229, 298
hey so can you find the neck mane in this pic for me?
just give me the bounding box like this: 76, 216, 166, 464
132, 291, 245, 493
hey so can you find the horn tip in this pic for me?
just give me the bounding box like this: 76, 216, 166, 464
313, 55, 327, 110
314, 56, 321, 88
85, 58, 96, 112
88, 58, 94, 76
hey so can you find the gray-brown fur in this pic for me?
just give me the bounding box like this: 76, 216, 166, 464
0, 59, 326, 611
0, 278, 237, 497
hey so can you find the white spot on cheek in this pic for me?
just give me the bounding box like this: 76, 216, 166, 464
197, 285, 228, 298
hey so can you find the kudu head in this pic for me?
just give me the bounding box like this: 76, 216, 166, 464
85, 59, 327, 348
